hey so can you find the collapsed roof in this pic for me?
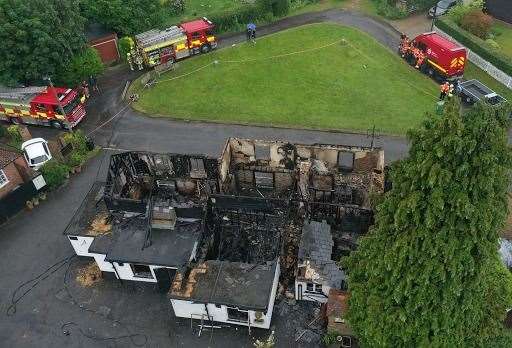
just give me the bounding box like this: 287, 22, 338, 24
298, 220, 345, 288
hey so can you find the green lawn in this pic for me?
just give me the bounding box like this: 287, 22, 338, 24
134, 23, 438, 135
491, 21, 512, 59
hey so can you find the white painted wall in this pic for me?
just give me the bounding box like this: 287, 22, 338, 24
171, 262, 281, 329
295, 280, 330, 303
67, 235, 95, 257
92, 254, 116, 273
112, 262, 176, 283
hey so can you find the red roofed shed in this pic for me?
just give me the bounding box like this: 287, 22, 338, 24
86, 23, 120, 64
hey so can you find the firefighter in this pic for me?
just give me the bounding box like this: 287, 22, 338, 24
439, 81, 450, 100
135, 53, 144, 71
415, 50, 426, 69
399, 34, 410, 58
448, 83, 454, 98
127, 53, 134, 71
411, 45, 420, 67
81, 80, 90, 99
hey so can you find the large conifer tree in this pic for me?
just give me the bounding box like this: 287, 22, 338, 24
346, 100, 512, 346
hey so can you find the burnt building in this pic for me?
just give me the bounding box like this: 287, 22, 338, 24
64, 152, 216, 287
63, 138, 385, 331
169, 195, 288, 330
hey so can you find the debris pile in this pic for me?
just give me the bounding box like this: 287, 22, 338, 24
86, 213, 112, 236
76, 262, 102, 287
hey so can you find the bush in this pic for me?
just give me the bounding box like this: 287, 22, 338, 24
460, 9, 493, 39
81, 0, 165, 36
63, 130, 88, 155
118, 36, 134, 62
7, 125, 22, 149
322, 331, 342, 346
58, 47, 104, 86
168, 0, 185, 15
40, 160, 70, 189
0, 125, 7, 139
436, 18, 512, 76
209, 1, 274, 33
485, 38, 500, 50
270, 0, 290, 16
447, 0, 484, 25
68, 151, 86, 167
376, 1, 407, 19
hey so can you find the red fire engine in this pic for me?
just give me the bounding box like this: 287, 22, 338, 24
129, 17, 217, 69
399, 31, 467, 80
0, 86, 86, 129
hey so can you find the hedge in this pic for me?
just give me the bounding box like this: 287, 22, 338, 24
436, 17, 512, 76
209, 3, 272, 33
209, 0, 291, 33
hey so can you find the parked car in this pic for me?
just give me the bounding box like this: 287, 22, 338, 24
428, 0, 458, 18
21, 138, 52, 170
457, 79, 507, 105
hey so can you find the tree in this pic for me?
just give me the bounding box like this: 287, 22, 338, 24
0, 0, 86, 86
58, 47, 104, 86
346, 100, 512, 347
168, 0, 185, 15
81, 0, 165, 36
118, 36, 134, 62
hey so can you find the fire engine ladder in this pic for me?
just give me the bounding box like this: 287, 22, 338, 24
136, 26, 183, 49
0, 86, 47, 100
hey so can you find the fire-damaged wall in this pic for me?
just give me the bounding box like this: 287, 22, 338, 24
104, 152, 220, 212
219, 139, 384, 201
219, 139, 298, 195
208, 195, 287, 264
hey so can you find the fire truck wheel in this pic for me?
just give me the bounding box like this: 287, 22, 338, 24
200, 44, 211, 54
51, 121, 63, 129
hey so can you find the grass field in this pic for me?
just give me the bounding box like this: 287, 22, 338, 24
134, 23, 438, 135
491, 21, 512, 59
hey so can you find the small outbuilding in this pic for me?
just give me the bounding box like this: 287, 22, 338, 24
86, 23, 120, 64
325, 289, 356, 347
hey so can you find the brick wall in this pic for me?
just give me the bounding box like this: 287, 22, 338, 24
0, 161, 25, 199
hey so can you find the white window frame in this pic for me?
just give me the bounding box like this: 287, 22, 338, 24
0, 169, 9, 188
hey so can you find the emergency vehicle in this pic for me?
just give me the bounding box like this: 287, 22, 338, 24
0, 86, 85, 129
399, 31, 467, 80
130, 17, 217, 69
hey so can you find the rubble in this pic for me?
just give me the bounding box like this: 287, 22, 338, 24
76, 262, 102, 287
86, 213, 112, 236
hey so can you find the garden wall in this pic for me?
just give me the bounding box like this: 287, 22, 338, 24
434, 22, 512, 89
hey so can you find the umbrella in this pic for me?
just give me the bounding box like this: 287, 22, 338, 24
247, 23, 256, 31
